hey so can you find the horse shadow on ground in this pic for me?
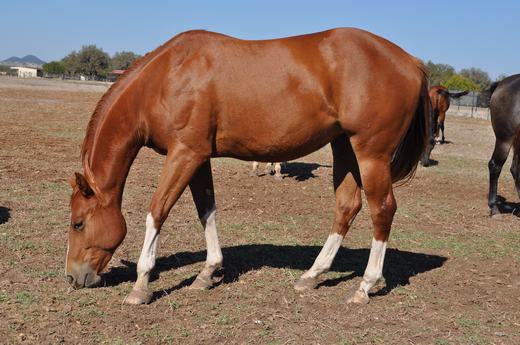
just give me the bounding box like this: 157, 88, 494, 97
0, 207, 11, 225
495, 195, 520, 217
102, 244, 446, 303
282, 162, 332, 181
421, 158, 439, 167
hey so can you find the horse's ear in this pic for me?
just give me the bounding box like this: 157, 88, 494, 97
68, 174, 77, 189
74, 172, 94, 197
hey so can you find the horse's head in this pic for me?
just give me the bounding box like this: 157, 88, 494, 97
65, 169, 127, 289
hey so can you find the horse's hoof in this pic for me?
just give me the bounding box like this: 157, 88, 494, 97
273, 174, 283, 181
491, 212, 505, 219
347, 289, 370, 304
124, 288, 153, 305
294, 276, 318, 291
189, 275, 213, 290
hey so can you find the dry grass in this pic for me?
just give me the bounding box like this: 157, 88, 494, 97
0, 77, 519, 344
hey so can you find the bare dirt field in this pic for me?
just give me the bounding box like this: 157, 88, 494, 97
0, 77, 519, 345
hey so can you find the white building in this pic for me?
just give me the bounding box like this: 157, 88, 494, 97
10, 66, 41, 78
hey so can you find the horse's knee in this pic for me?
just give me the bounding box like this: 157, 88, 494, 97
371, 194, 397, 239
334, 193, 362, 233
488, 158, 503, 178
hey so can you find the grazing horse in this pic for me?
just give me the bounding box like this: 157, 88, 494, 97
251, 161, 283, 179
487, 74, 520, 216
429, 86, 468, 144
65, 28, 431, 305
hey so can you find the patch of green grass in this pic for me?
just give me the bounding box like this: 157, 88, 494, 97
15, 292, 34, 306
179, 327, 189, 338
0, 292, 8, 302
167, 300, 180, 310
14, 241, 36, 251
391, 228, 518, 261
465, 334, 489, 345
456, 318, 480, 329
434, 339, 450, 345
392, 286, 418, 300
216, 314, 231, 325
338, 340, 354, 345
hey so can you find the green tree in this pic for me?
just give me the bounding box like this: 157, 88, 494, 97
459, 67, 491, 91
76, 45, 110, 79
110, 51, 141, 70
441, 74, 479, 92
425, 61, 455, 86
42, 61, 65, 75
61, 51, 79, 76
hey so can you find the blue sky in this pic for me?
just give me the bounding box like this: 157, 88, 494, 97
2, 1, 518, 78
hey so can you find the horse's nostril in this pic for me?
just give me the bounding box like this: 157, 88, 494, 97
66, 275, 75, 285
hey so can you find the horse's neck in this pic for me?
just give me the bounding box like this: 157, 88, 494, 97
88, 110, 142, 207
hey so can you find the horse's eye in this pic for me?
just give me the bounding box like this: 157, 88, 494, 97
73, 220, 85, 231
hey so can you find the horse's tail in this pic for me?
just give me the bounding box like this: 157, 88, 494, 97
437, 89, 469, 98
488, 81, 499, 97
391, 69, 432, 183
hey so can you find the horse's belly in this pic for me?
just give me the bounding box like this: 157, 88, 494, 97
214, 114, 340, 161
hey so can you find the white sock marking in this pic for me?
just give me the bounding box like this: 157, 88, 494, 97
302, 233, 343, 278
201, 207, 223, 268
359, 238, 387, 293
135, 213, 160, 289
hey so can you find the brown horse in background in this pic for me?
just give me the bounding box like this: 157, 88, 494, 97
251, 161, 283, 179
429, 86, 468, 143
65, 28, 431, 305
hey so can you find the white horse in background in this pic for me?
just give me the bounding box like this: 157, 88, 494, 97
251, 162, 283, 180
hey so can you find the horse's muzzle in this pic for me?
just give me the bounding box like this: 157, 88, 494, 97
66, 264, 101, 289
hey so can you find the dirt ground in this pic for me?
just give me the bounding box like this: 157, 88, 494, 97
0, 76, 519, 345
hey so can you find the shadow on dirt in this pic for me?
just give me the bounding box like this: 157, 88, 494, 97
0, 207, 11, 225
420, 158, 439, 167
282, 162, 331, 181
103, 245, 447, 302
495, 195, 520, 217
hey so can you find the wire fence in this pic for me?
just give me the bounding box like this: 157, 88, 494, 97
447, 90, 491, 120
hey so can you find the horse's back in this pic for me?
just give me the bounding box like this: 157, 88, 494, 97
146, 28, 425, 161
490, 74, 520, 141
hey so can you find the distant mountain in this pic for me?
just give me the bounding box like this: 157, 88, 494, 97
0, 55, 46, 67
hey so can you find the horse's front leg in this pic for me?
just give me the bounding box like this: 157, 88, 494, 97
187, 160, 223, 289
125, 142, 207, 305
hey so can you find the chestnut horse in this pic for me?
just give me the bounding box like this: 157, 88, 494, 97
487, 74, 520, 216
66, 28, 431, 305
429, 86, 468, 144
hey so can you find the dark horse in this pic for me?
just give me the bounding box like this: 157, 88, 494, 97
65, 28, 431, 305
488, 74, 520, 216
429, 85, 468, 144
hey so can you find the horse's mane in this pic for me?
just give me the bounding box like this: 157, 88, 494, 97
81, 53, 149, 163
80, 32, 196, 165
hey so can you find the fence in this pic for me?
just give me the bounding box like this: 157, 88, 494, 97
446, 90, 491, 120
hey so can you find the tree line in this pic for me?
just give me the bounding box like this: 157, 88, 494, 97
42, 45, 504, 89
42, 45, 141, 80
424, 61, 506, 92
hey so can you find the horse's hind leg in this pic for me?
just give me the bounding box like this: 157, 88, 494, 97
125, 142, 208, 305
250, 161, 259, 176
440, 121, 446, 144
273, 162, 283, 180
294, 135, 362, 290
488, 139, 512, 216
346, 148, 396, 304
188, 160, 223, 289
